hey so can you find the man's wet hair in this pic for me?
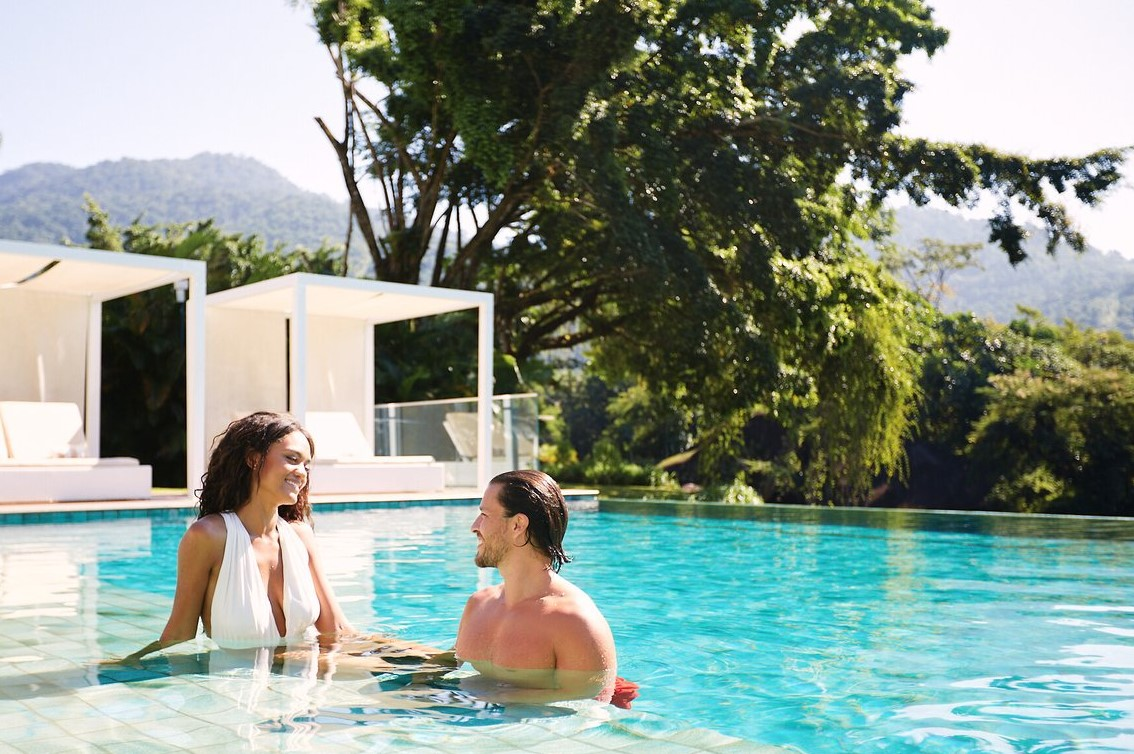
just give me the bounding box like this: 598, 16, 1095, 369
490, 469, 572, 572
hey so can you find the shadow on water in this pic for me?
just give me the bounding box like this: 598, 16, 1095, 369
600, 498, 1134, 541
293, 682, 573, 730
1, 652, 212, 700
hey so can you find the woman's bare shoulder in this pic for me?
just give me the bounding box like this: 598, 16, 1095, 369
182, 513, 228, 545
286, 518, 316, 544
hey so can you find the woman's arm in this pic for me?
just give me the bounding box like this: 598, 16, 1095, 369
119, 517, 224, 664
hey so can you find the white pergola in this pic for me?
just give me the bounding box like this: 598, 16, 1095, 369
0, 239, 208, 491
205, 272, 495, 490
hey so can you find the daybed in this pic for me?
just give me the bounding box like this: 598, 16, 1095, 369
0, 401, 153, 503
303, 411, 445, 495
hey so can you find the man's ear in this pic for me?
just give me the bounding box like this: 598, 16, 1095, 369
509, 513, 530, 543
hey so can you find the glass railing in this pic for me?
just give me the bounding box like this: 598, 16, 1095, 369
373, 393, 539, 486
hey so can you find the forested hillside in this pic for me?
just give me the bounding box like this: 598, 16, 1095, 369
0, 153, 348, 250
891, 206, 1134, 336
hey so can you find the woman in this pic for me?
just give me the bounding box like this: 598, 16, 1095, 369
123, 411, 353, 662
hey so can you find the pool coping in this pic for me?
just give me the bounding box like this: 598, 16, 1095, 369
0, 488, 601, 524
597, 496, 1134, 539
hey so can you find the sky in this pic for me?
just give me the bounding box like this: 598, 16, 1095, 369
1, 0, 1131, 256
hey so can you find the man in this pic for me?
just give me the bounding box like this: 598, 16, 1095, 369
454, 469, 630, 705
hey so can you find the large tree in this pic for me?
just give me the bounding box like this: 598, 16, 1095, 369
311, 0, 1125, 501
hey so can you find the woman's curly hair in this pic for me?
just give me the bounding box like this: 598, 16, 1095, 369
197, 411, 314, 523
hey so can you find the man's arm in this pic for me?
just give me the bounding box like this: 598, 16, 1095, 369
453, 587, 493, 662
549, 608, 617, 701
458, 666, 610, 704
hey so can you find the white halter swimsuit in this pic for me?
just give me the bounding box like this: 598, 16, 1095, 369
209, 511, 321, 648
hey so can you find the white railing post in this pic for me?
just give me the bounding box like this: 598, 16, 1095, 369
386, 403, 399, 456
502, 395, 517, 470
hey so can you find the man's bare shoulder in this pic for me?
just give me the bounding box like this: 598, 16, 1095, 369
543, 575, 601, 613
466, 583, 504, 607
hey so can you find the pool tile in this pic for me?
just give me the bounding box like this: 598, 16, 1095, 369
618, 741, 700, 754
13, 737, 97, 754
0, 716, 71, 744
520, 736, 613, 753
50, 706, 132, 735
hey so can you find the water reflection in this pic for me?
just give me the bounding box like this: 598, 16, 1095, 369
1, 638, 572, 748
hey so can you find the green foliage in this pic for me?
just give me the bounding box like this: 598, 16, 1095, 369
549, 439, 656, 487
370, 311, 543, 404
312, 0, 1123, 507
769, 253, 929, 503
966, 367, 1134, 516
894, 305, 1134, 516
866, 138, 1125, 263
916, 311, 1073, 447
372, 315, 480, 403
596, 380, 692, 466
720, 476, 764, 506
541, 370, 690, 487
1052, 321, 1134, 372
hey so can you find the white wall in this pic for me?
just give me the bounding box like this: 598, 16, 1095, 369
0, 289, 89, 409
204, 307, 288, 449
306, 315, 370, 435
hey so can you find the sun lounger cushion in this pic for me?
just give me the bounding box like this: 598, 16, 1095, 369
306, 458, 446, 495
299, 411, 444, 494
0, 401, 90, 459
304, 410, 389, 460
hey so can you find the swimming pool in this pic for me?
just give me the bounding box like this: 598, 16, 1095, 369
2, 500, 1132, 752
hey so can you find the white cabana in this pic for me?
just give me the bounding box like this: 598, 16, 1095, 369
0, 239, 207, 501
205, 272, 495, 492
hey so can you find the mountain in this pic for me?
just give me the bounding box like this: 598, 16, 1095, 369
890, 205, 1134, 336
0, 153, 348, 250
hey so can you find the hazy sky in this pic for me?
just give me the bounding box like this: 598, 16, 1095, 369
1, 0, 1131, 256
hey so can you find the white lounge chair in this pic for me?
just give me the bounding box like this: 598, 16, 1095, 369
442, 411, 538, 461
0, 401, 153, 503
442, 411, 504, 462
302, 411, 445, 495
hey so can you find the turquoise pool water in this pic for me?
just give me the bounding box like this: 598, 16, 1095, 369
2, 501, 1133, 752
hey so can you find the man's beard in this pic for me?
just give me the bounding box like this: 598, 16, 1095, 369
474, 537, 506, 568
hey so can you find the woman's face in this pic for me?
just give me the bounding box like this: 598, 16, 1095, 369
252, 430, 312, 505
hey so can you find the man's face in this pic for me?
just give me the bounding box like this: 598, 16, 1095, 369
471, 484, 512, 568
